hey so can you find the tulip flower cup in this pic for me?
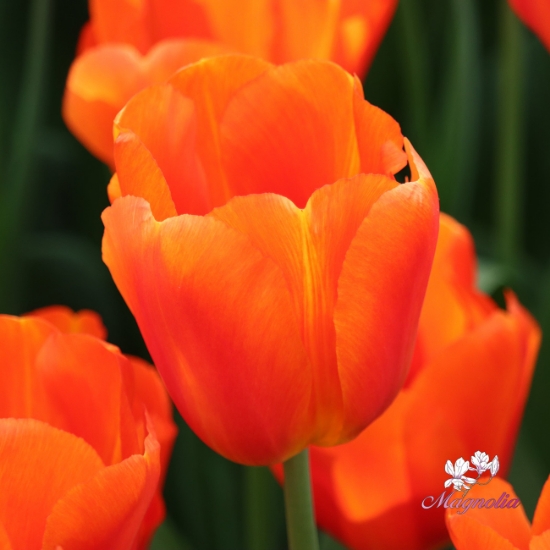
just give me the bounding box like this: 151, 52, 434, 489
101, 54, 440, 550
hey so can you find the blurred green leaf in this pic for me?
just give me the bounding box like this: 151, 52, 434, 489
425, 0, 482, 220
244, 466, 285, 550
319, 532, 348, 550
0, 0, 52, 313
151, 519, 195, 550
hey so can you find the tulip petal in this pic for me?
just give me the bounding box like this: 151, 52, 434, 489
27, 305, 107, 340
63, 45, 149, 165
168, 55, 272, 209
0, 418, 104, 550
273, 0, 340, 62
333, 0, 399, 74
64, 39, 230, 166
129, 355, 178, 476
210, 173, 397, 442
143, 38, 231, 84
89, 0, 152, 51
42, 423, 160, 550
531, 532, 550, 550
36, 332, 142, 466
102, 196, 312, 464
409, 213, 496, 378
0, 524, 13, 550
115, 84, 208, 217
0, 316, 54, 418
147, 0, 213, 44
220, 60, 363, 208
333, 141, 439, 441
509, 0, 550, 53
352, 76, 407, 175
447, 515, 521, 550
532, 477, 550, 536
193, 0, 273, 57
446, 478, 530, 550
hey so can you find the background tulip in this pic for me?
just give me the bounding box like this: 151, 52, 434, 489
0, 308, 177, 549
446, 476, 550, 549
102, 55, 439, 466
63, 0, 397, 165
296, 214, 541, 550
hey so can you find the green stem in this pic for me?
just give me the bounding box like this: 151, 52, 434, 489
0, 0, 52, 312
495, 0, 524, 275
283, 449, 319, 550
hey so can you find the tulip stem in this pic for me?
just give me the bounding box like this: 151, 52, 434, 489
283, 449, 319, 550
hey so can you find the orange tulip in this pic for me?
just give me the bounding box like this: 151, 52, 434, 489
296, 214, 540, 550
101, 55, 440, 466
446, 476, 550, 549
63, 0, 398, 165
509, 0, 550, 53
0, 307, 177, 549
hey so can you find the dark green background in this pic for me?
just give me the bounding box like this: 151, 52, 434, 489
0, 0, 548, 548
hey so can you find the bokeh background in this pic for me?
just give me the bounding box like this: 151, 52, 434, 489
0, 0, 549, 548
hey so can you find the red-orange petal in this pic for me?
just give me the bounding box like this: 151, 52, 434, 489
352, 76, 407, 175
509, 0, 550, 53
446, 478, 531, 550
409, 213, 496, 379
210, 173, 398, 443
333, 140, 439, 442
0, 523, 13, 550
64, 39, 231, 167
0, 418, 104, 550
192, 0, 273, 57
532, 477, 550, 536
0, 315, 54, 418
219, 60, 362, 208
114, 84, 208, 217
272, 0, 341, 63
42, 421, 160, 550
88, 0, 152, 52
36, 332, 142, 465
128, 355, 178, 477
102, 196, 312, 465
27, 305, 107, 340
167, 54, 272, 209
531, 532, 550, 550
333, 0, 400, 75
63, 45, 149, 166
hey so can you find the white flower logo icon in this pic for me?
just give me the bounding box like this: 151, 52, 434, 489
444, 452, 500, 492
489, 455, 500, 477
470, 451, 491, 475
444, 458, 477, 491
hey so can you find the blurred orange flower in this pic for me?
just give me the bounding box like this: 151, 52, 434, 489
0, 307, 177, 549
299, 214, 540, 550
63, 0, 398, 165
101, 56, 440, 465
509, 0, 550, 52
446, 476, 550, 549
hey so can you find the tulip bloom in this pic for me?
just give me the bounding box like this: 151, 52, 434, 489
446, 476, 550, 549
0, 307, 177, 549
297, 214, 540, 550
509, 0, 550, 53
63, 0, 398, 165
101, 55, 439, 465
